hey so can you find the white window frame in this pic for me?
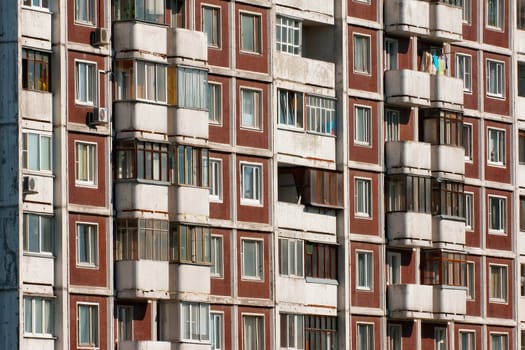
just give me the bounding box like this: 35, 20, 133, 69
240, 162, 262, 206
23, 0, 49, 10
456, 54, 472, 93
276, 15, 301, 55
486, 0, 504, 30
74, 0, 95, 25
75, 141, 97, 186
278, 89, 303, 129
24, 296, 53, 337
489, 264, 508, 303
384, 38, 398, 71
435, 327, 447, 350
354, 105, 371, 145
77, 303, 99, 347
388, 324, 402, 350
240, 87, 262, 130
211, 235, 223, 278
23, 131, 52, 172
355, 178, 372, 218
486, 59, 505, 98
487, 128, 505, 166
357, 323, 374, 350
387, 252, 401, 285
305, 95, 336, 136
210, 312, 223, 350
353, 34, 371, 74
75, 60, 97, 106
241, 238, 264, 281
242, 314, 264, 350
117, 305, 133, 342
136, 61, 167, 103
488, 195, 506, 234
202, 5, 221, 48
490, 333, 508, 350
459, 330, 475, 350
180, 302, 209, 342
466, 261, 475, 300
209, 158, 223, 202
24, 213, 52, 255
465, 192, 474, 231
385, 110, 399, 142
356, 250, 373, 290
240, 11, 262, 54
208, 82, 222, 125
76, 222, 98, 267
463, 123, 473, 161
279, 238, 304, 278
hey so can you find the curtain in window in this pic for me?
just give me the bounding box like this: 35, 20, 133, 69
77, 63, 87, 101
242, 90, 255, 127
241, 15, 254, 51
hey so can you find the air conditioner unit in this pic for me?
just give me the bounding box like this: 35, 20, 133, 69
90, 107, 108, 126
92, 27, 110, 47
23, 176, 38, 194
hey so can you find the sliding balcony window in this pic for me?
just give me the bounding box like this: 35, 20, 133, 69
279, 238, 304, 277
170, 223, 211, 265
115, 141, 169, 182
22, 49, 50, 92
115, 218, 169, 261
181, 302, 209, 341
421, 251, 467, 287
431, 180, 465, 218
386, 175, 432, 213
114, 0, 165, 24
114, 60, 167, 103
306, 95, 336, 135
176, 145, 209, 187
304, 242, 337, 281
276, 16, 301, 55
23, 132, 51, 172
421, 109, 463, 146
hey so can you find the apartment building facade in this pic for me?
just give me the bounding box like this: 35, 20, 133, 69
2, 0, 525, 349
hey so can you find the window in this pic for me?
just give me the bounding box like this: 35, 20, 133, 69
491, 333, 508, 350
488, 128, 505, 165
171, 0, 185, 28
241, 239, 263, 280
176, 145, 209, 187
172, 66, 207, 109
115, 141, 170, 182
431, 180, 465, 218
23, 133, 51, 171
209, 158, 222, 201
487, 0, 503, 29
519, 131, 525, 164
354, 34, 371, 74
24, 213, 52, 254
202, 6, 220, 47
240, 163, 262, 205
357, 323, 374, 350
466, 262, 475, 300
388, 324, 402, 350
181, 302, 209, 341
117, 306, 133, 341
280, 314, 304, 349
304, 315, 336, 350
489, 196, 506, 233
22, 49, 50, 92
421, 109, 463, 146
520, 196, 525, 232
136, 61, 166, 103
354, 106, 371, 145
23, 0, 49, 9
385, 38, 398, 70
463, 124, 473, 161
115, 218, 169, 261
241, 88, 261, 129
279, 238, 304, 277
435, 328, 447, 350
489, 264, 508, 302
306, 95, 336, 136
278, 89, 303, 128
78, 304, 98, 347
114, 0, 164, 23
462, 0, 472, 23
305, 242, 337, 280
170, 224, 211, 264
465, 192, 474, 231
240, 12, 261, 53
456, 54, 472, 92
487, 60, 504, 97
276, 16, 301, 55
24, 297, 53, 336
75, 0, 95, 24
75, 142, 96, 185
75, 61, 96, 105
460, 331, 475, 350
208, 83, 222, 124
386, 175, 432, 213
211, 235, 223, 278
385, 110, 399, 141
357, 251, 373, 290
521, 263, 525, 297
243, 315, 264, 350
355, 178, 371, 217
210, 312, 223, 350
422, 251, 467, 287
77, 223, 98, 266
387, 252, 401, 285
519, 0, 525, 29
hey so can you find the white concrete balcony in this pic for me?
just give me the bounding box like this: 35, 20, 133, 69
114, 102, 168, 135
384, 0, 430, 36
433, 285, 466, 317
21, 8, 52, 43
276, 276, 337, 308
113, 21, 167, 56
22, 174, 53, 205
431, 145, 465, 176
119, 340, 171, 350
275, 129, 336, 163
276, 202, 336, 235
168, 28, 207, 62
21, 90, 52, 122
275, 0, 333, 17
430, 75, 464, 110
388, 284, 433, 318
432, 216, 465, 247
385, 141, 431, 173
169, 264, 210, 295
169, 186, 209, 219
115, 260, 170, 299
516, 96, 525, 120
178, 344, 211, 350
385, 70, 430, 107
429, 3, 463, 42
22, 255, 54, 285
22, 337, 54, 350
114, 182, 169, 213
274, 52, 335, 89
168, 108, 208, 140
386, 212, 432, 247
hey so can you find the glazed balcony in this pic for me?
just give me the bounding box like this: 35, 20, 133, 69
119, 341, 171, 350
169, 264, 210, 295
276, 276, 337, 308
386, 212, 432, 247
385, 70, 430, 107
168, 28, 207, 62
430, 75, 464, 110
274, 52, 335, 89
276, 201, 336, 235
431, 145, 465, 176
275, 129, 336, 163
113, 21, 167, 56
385, 141, 431, 173
114, 182, 169, 213
21, 7, 52, 43
429, 2, 463, 42
275, 0, 333, 17
169, 186, 209, 219
115, 260, 170, 299
21, 90, 52, 122
114, 102, 168, 135
384, 0, 430, 37
22, 255, 54, 285
168, 108, 208, 140
432, 216, 465, 248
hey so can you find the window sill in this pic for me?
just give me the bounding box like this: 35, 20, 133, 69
209, 196, 223, 203
239, 49, 263, 56
239, 125, 263, 132
240, 199, 263, 207
354, 213, 372, 219
114, 18, 168, 27
487, 161, 506, 168
486, 93, 505, 100
353, 70, 372, 77
22, 170, 54, 178
76, 263, 99, 270
75, 181, 98, 189
23, 252, 55, 259
356, 286, 372, 291
485, 25, 504, 33
305, 277, 338, 285
22, 88, 52, 94
21, 6, 52, 14
488, 298, 508, 304
241, 276, 264, 282
306, 130, 337, 138
488, 229, 507, 236
353, 141, 372, 148
23, 334, 55, 340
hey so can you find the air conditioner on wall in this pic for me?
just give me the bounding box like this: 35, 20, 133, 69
92, 27, 110, 47
23, 176, 38, 194
90, 107, 109, 126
